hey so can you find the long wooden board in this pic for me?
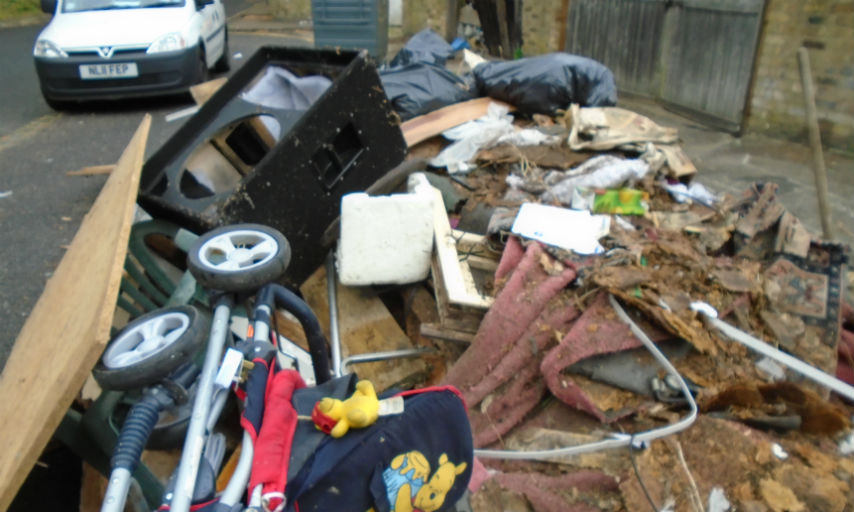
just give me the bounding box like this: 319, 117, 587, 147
400, 97, 514, 147
0, 116, 151, 510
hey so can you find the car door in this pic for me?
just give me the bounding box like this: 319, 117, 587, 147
196, 0, 225, 66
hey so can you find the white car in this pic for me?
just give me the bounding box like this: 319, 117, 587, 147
33, 0, 228, 108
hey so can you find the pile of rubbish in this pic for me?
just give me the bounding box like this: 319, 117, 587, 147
367, 31, 853, 512
38, 32, 852, 512
404, 104, 853, 512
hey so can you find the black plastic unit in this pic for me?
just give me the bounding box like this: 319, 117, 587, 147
138, 46, 406, 286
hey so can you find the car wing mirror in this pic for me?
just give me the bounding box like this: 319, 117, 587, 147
194, 0, 214, 9
40, 0, 57, 14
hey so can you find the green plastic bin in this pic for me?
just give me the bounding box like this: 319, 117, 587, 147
312, 0, 388, 61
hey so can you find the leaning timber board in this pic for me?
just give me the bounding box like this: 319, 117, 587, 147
0, 116, 150, 510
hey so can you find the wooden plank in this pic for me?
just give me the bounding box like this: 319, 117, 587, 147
0, 116, 150, 510
190, 77, 227, 106
273, 309, 310, 350
429, 256, 485, 334
429, 186, 493, 310
183, 142, 244, 190
557, 0, 570, 51
400, 97, 514, 147
300, 266, 426, 392
420, 323, 475, 344
659, 144, 698, 178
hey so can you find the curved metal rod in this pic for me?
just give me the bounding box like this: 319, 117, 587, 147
474, 294, 698, 460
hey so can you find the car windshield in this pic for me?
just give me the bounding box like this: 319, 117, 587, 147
62, 0, 185, 13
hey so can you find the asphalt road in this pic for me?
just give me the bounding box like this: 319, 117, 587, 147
0, 5, 308, 373
1, 3, 313, 508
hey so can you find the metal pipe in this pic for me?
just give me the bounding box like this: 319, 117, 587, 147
100, 468, 133, 512
170, 298, 233, 512
475, 295, 698, 460
249, 484, 263, 508
693, 302, 854, 401
253, 304, 272, 348
205, 387, 229, 433
326, 251, 343, 378
219, 432, 254, 507
341, 348, 433, 374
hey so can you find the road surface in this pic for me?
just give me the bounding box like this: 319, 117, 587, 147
0, 7, 309, 508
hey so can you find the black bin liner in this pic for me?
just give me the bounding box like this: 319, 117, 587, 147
380, 62, 475, 121
474, 52, 617, 115
388, 28, 455, 67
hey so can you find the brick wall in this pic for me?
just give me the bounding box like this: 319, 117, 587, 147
521, 0, 563, 56
401, 0, 447, 37
748, 0, 854, 151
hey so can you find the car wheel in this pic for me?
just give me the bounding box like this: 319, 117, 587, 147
187, 224, 291, 292
196, 47, 209, 84
93, 306, 210, 391
213, 29, 230, 73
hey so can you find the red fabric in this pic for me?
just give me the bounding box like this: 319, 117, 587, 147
493, 470, 619, 512
465, 299, 579, 407
442, 241, 577, 397
249, 369, 306, 509
441, 241, 577, 445
541, 291, 644, 422
494, 236, 526, 281
467, 457, 490, 493
469, 363, 547, 446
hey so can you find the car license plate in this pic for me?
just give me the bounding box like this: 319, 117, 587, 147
79, 62, 138, 80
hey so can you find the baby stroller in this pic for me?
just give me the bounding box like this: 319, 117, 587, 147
95, 224, 473, 512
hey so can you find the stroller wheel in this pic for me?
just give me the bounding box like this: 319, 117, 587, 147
188, 224, 291, 292
93, 306, 210, 391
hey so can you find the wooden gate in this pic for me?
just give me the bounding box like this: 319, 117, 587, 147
566, 0, 766, 133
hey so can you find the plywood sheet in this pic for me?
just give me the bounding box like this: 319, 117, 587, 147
300, 266, 426, 392
0, 116, 150, 510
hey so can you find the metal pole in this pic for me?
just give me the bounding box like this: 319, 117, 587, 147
797, 46, 834, 240
701, 311, 854, 401
170, 299, 232, 512
326, 251, 343, 378
341, 348, 433, 374
100, 468, 133, 512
